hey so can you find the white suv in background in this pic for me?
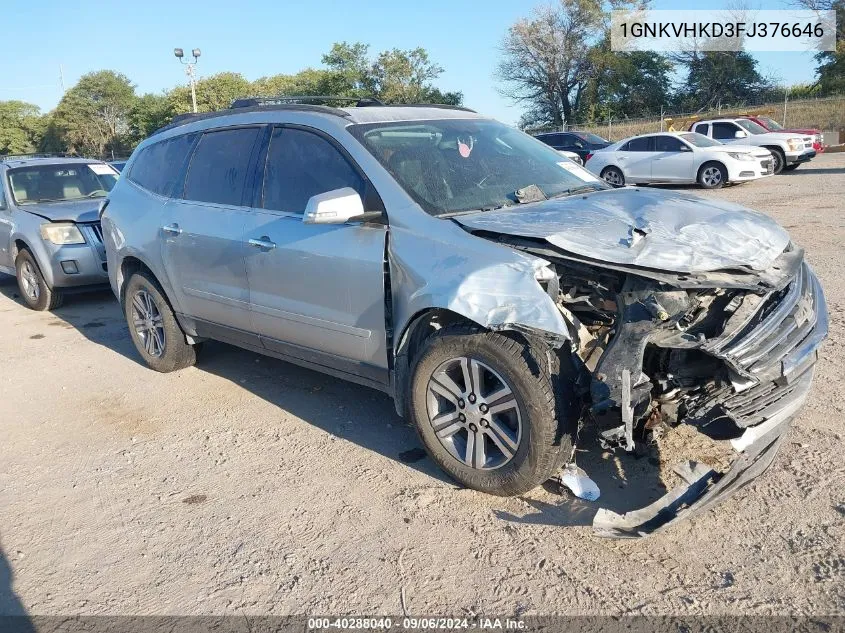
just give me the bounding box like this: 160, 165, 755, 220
690, 118, 816, 174
586, 132, 774, 189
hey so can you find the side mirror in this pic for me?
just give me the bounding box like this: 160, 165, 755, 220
679, 145, 692, 152
734, 130, 748, 139
302, 188, 380, 225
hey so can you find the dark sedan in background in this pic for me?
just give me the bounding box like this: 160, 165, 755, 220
533, 130, 611, 163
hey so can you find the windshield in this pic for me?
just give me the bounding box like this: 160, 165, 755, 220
758, 116, 783, 130
348, 119, 606, 216
679, 132, 723, 147
7, 163, 118, 205
575, 132, 609, 145
735, 119, 769, 135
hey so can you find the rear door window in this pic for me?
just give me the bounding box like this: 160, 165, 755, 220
626, 137, 654, 151
183, 127, 261, 206
128, 133, 197, 197
261, 127, 365, 214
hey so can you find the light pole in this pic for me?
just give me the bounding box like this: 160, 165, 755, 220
174, 47, 201, 113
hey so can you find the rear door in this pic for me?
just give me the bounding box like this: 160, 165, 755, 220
243, 125, 389, 383
160, 126, 263, 341
651, 135, 695, 181
620, 136, 656, 181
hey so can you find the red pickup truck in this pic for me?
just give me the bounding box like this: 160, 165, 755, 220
740, 115, 824, 152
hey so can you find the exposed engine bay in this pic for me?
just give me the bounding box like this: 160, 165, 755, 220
470, 230, 827, 536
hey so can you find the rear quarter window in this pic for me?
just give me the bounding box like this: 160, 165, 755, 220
128, 133, 198, 197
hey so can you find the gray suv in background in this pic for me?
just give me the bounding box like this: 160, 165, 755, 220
102, 100, 827, 536
0, 156, 117, 310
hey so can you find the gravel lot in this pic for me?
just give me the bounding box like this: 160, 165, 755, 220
1, 153, 843, 617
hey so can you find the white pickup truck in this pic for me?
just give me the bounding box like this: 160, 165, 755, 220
690, 118, 816, 174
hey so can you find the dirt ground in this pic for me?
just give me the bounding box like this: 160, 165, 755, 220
1, 154, 843, 617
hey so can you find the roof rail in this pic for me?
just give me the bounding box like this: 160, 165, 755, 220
0, 152, 75, 162
231, 95, 385, 109
386, 103, 476, 113
150, 102, 354, 136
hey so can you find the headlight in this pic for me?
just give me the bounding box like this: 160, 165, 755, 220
787, 138, 803, 151
727, 152, 755, 161
40, 222, 85, 245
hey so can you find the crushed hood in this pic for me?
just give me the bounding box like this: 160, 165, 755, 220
19, 200, 101, 223
453, 188, 790, 273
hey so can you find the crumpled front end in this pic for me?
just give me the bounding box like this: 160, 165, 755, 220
488, 233, 828, 537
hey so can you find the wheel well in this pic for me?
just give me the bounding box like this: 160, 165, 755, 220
391, 308, 481, 418
13, 239, 28, 259
762, 145, 785, 157
119, 256, 154, 303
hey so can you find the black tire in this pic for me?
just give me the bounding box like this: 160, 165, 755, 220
767, 147, 786, 174
15, 248, 63, 311
697, 161, 728, 189
783, 163, 800, 172
408, 324, 579, 496
123, 270, 197, 372
601, 166, 625, 187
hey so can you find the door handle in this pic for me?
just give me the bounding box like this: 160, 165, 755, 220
248, 237, 276, 250
162, 224, 182, 236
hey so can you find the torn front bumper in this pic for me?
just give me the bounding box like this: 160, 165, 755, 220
593, 265, 828, 538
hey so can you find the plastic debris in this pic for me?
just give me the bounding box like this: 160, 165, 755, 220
559, 463, 601, 501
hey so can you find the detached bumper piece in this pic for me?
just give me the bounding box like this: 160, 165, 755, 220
593, 406, 793, 538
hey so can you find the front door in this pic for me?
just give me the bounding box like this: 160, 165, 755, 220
160, 126, 263, 338
0, 186, 11, 271
651, 135, 695, 181
244, 125, 388, 382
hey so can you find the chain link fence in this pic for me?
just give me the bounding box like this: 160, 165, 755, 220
528, 94, 845, 143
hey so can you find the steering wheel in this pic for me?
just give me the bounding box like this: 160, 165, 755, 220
87, 189, 107, 197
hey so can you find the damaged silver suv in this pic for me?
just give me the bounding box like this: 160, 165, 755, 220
101, 100, 827, 536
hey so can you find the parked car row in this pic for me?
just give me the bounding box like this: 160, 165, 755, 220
534, 114, 818, 189
0, 101, 828, 537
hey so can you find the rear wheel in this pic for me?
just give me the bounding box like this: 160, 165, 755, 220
601, 166, 625, 187
697, 162, 727, 189
124, 271, 197, 372
409, 325, 579, 496
15, 249, 63, 311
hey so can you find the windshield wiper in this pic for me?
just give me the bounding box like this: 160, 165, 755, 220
549, 183, 605, 199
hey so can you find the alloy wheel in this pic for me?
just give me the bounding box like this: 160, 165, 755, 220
702, 166, 723, 187
603, 169, 624, 186
131, 289, 166, 358
20, 261, 40, 302
425, 356, 522, 470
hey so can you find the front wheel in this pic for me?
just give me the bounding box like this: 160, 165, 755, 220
409, 325, 579, 496
698, 162, 727, 189
15, 249, 63, 311
124, 271, 198, 372
769, 148, 786, 174
783, 163, 800, 172
601, 166, 625, 187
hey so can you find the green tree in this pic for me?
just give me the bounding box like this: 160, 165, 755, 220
672, 51, 773, 111
809, 0, 845, 94
129, 93, 174, 144
370, 47, 461, 104
168, 72, 251, 114
51, 70, 136, 157
579, 36, 673, 121
0, 100, 46, 154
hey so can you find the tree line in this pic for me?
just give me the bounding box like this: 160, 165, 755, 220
1, 0, 843, 156
0, 42, 461, 158
497, 0, 845, 129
